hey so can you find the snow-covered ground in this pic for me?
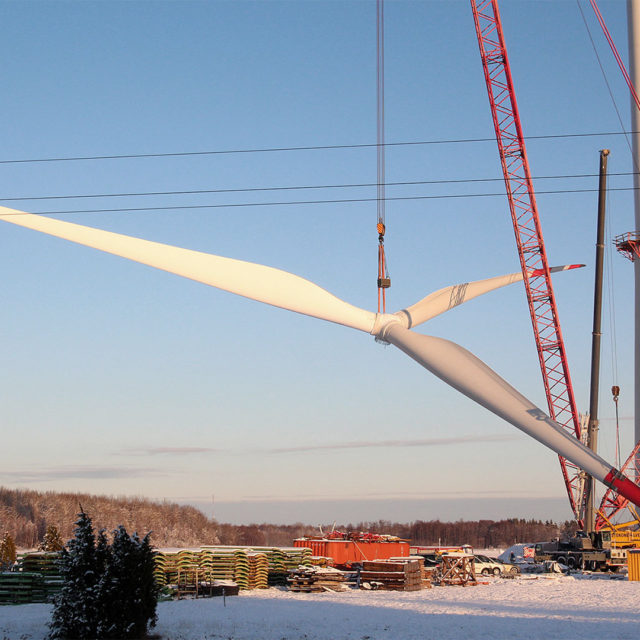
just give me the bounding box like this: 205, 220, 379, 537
1, 574, 638, 640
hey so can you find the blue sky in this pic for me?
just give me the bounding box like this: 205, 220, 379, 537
0, 0, 637, 525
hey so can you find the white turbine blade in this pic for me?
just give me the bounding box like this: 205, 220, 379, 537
395, 265, 584, 329
0, 207, 376, 332
382, 323, 640, 508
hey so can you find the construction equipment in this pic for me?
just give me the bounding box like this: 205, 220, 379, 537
470, 0, 586, 526
471, 0, 640, 539
533, 530, 630, 572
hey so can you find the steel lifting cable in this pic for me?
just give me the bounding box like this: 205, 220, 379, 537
584, 0, 640, 478
604, 187, 622, 467
376, 0, 390, 313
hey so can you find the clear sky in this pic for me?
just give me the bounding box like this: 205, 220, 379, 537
0, 0, 637, 526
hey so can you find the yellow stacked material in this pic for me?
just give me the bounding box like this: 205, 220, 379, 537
197, 550, 214, 582
198, 545, 314, 587
176, 550, 198, 565
233, 550, 250, 589
309, 556, 334, 568
247, 553, 269, 589
629, 549, 640, 581
155, 552, 179, 586
287, 546, 312, 569
203, 550, 236, 580
153, 552, 167, 587
266, 548, 288, 586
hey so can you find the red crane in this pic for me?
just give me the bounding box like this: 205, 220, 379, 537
470, 0, 586, 526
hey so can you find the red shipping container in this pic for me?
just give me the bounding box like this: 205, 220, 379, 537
294, 538, 409, 567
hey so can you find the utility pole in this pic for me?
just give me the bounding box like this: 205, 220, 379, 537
585, 149, 609, 533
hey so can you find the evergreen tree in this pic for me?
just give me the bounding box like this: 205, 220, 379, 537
48, 511, 105, 639
39, 524, 65, 552
48, 513, 158, 640
97, 527, 158, 638
0, 532, 17, 569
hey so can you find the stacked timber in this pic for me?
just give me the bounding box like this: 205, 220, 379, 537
390, 555, 432, 589
359, 559, 424, 591
287, 566, 347, 593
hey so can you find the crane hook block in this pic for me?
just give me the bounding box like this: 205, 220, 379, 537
377, 222, 385, 236
611, 385, 620, 401
378, 277, 391, 288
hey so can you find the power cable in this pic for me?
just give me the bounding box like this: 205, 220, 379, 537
0, 185, 637, 217
0, 131, 638, 165
0, 172, 636, 204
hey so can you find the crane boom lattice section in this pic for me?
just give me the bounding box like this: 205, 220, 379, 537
470, 0, 584, 525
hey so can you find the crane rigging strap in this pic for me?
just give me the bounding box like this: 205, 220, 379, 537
377, 0, 390, 312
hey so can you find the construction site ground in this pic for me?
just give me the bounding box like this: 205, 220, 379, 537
1, 572, 637, 640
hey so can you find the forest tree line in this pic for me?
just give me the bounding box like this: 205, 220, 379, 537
0, 486, 576, 550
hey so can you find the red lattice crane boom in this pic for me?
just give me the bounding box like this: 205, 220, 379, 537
470, 0, 585, 526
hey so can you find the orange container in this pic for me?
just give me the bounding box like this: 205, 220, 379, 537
294, 538, 409, 567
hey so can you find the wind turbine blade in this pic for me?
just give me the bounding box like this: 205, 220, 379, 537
382, 323, 640, 508
0, 207, 377, 332
395, 265, 584, 329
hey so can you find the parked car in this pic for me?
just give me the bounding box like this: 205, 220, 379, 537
473, 554, 520, 576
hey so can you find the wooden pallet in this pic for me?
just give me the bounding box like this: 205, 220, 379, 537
437, 555, 477, 587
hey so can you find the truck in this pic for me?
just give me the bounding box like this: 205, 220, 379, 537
533, 530, 629, 571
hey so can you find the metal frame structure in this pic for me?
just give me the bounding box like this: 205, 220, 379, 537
596, 439, 640, 529
470, 0, 585, 525
614, 231, 640, 262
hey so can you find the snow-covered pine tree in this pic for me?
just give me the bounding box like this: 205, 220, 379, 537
136, 532, 159, 633
48, 511, 107, 639
97, 526, 158, 638
0, 531, 17, 569
39, 524, 65, 552
48, 512, 158, 639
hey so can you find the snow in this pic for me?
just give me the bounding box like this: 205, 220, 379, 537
1, 575, 638, 640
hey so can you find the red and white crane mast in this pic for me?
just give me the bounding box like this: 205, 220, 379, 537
470, 0, 585, 525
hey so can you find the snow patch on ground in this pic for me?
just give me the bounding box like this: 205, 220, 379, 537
1, 575, 638, 640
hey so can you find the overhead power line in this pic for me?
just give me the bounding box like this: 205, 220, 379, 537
0, 131, 637, 165
0, 185, 636, 218
0, 172, 635, 204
